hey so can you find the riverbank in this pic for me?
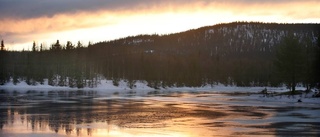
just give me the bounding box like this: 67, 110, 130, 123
0, 79, 309, 93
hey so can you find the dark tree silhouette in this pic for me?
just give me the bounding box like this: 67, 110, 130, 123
1, 40, 4, 51
40, 43, 43, 52
32, 41, 37, 52
274, 35, 307, 93
77, 41, 83, 49
66, 41, 74, 50
51, 40, 62, 51
315, 34, 320, 89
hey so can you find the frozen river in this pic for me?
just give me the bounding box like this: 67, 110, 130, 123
0, 90, 319, 137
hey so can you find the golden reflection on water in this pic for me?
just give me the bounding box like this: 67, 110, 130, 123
0, 92, 294, 137
2, 112, 224, 137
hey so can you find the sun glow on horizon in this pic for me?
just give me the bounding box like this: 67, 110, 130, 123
1, 1, 319, 51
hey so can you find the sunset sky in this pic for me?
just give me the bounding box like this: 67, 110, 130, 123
0, 0, 319, 51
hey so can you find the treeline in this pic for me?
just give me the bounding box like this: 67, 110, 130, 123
0, 40, 100, 88
0, 22, 319, 88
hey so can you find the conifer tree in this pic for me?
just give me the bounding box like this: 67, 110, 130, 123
66, 41, 74, 50
274, 35, 306, 93
1, 40, 4, 51
40, 44, 43, 52
51, 40, 61, 51
77, 41, 83, 49
32, 41, 36, 52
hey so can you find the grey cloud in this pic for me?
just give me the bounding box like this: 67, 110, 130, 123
0, 0, 299, 19
0, 0, 173, 19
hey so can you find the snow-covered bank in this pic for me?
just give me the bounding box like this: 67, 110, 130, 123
0, 79, 310, 93
0, 79, 151, 92
1, 79, 319, 105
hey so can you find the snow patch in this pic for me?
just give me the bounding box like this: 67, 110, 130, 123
1, 79, 319, 104
0, 79, 313, 93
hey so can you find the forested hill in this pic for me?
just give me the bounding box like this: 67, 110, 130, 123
95, 22, 319, 53
1, 22, 319, 88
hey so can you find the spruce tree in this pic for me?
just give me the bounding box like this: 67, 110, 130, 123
1, 40, 4, 51
32, 41, 36, 52
274, 35, 306, 93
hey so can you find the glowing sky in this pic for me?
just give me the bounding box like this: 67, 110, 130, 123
0, 0, 319, 51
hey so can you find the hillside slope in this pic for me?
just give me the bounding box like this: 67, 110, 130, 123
1, 22, 319, 88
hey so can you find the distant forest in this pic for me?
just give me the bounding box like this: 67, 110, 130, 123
0, 22, 319, 89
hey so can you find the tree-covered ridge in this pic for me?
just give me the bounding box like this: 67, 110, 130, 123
0, 22, 319, 88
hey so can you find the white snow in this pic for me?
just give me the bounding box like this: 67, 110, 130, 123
207, 29, 215, 34
1, 79, 319, 104
0, 79, 73, 92
0, 80, 309, 94
0, 79, 154, 92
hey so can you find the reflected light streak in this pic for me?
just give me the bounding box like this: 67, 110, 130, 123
1, 111, 212, 137
0, 91, 282, 137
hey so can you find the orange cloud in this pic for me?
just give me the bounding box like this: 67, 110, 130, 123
1, 0, 319, 50
0, 11, 117, 35
1, 1, 319, 35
